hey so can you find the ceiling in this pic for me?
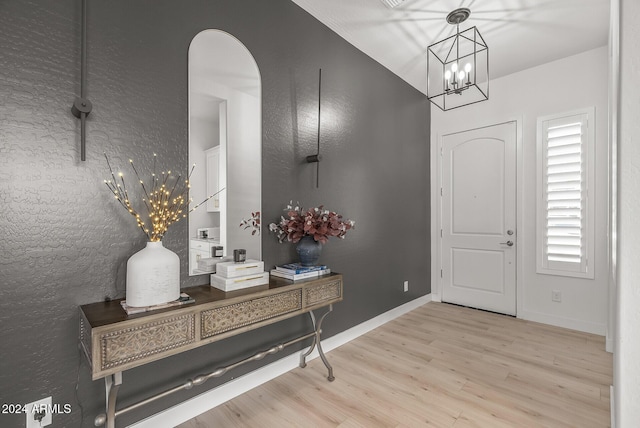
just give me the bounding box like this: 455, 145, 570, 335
290, 0, 610, 94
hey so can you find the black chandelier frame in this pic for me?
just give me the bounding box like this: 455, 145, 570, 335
427, 9, 489, 111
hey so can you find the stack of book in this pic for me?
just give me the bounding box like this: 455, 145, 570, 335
210, 259, 269, 292
270, 263, 331, 281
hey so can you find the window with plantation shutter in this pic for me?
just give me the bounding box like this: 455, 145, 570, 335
536, 108, 595, 278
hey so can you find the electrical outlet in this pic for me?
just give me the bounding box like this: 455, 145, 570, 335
25, 397, 52, 428
403, 280, 409, 292
552, 290, 562, 302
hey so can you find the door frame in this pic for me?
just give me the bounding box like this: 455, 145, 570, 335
430, 117, 524, 317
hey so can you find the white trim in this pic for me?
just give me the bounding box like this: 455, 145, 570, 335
611, 384, 615, 428
429, 126, 441, 302
535, 107, 596, 279
606, 0, 619, 357
519, 308, 606, 336
515, 115, 525, 318
128, 294, 432, 428
609, 0, 620, 424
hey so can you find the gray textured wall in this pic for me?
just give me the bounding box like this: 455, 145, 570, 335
0, 0, 430, 426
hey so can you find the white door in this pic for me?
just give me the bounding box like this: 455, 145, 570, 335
441, 122, 517, 315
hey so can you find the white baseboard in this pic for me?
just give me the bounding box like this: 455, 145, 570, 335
128, 294, 432, 428
519, 309, 607, 336
610, 385, 615, 428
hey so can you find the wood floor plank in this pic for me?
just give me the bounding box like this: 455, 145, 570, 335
178, 302, 612, 428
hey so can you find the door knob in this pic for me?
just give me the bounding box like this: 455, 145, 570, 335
507, 230, 514, 235
500, 241, 514, 246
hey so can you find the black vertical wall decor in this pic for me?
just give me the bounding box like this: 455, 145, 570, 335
305, 68, 322, 187
0, 0, 430, 426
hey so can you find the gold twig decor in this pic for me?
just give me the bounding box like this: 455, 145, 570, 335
104, 153, 223, 242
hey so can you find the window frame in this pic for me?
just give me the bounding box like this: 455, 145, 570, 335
536, 107, 595, 279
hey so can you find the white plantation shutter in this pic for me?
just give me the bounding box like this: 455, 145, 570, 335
546, 121, 583, 263
537, 109, 595, 278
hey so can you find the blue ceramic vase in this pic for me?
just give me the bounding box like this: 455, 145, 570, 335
296, 236, 322, 266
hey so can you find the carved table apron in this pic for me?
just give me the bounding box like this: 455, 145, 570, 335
79, 273, 343, 428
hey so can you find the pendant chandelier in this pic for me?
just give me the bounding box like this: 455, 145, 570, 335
427, 8, 489, 111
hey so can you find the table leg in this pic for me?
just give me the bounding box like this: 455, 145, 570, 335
94, 372, 122, 427
300, 304, 335, 381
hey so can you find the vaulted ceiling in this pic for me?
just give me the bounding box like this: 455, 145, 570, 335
291, 0, 610, 94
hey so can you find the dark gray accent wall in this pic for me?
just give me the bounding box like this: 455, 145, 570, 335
0, 0, 430, 426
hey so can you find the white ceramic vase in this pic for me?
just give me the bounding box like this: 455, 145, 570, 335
126, 241, 180, 307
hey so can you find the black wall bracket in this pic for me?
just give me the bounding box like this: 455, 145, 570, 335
306, 154, 322, 163
306, 69, 323, 187
71, 97, 92, 118
71, 0, 92, 161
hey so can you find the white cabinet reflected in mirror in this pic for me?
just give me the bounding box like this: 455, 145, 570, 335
188, 30, 261, 276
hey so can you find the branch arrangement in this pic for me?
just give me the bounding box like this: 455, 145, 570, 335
104, 153, 223, 242
239, 211, 261, 236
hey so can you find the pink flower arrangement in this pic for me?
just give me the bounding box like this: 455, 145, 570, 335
269, 202, 355, 244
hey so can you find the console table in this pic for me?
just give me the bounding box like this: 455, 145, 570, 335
79, 273, 343, 428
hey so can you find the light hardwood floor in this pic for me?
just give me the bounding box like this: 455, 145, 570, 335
179, 302, 612, 428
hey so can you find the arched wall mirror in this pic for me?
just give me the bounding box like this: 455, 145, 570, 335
188, 30, 262, 276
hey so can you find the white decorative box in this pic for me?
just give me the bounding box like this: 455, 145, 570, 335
216, 259, 264, 278
210, 271, 269, 292
197, 257, 218, 272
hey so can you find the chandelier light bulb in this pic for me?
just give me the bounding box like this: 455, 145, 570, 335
444, 70, 452, 80
458, 71, 466, 81
451, 63, 458, 73
465, 63, 472, 73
